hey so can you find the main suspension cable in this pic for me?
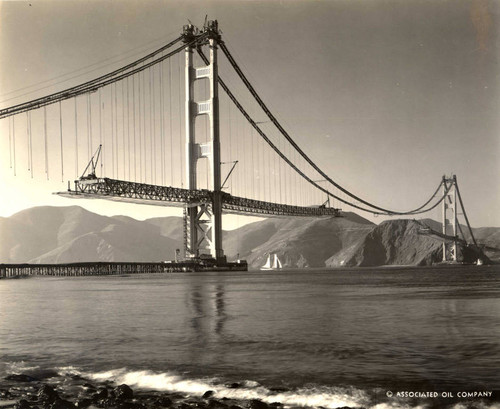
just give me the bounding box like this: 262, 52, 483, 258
198, 47, 448, 215
0, 36, 186, 119
219, 41, 443, 216
0, 35, 206, 120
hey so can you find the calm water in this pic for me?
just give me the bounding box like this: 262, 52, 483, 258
1, 266, 499, 408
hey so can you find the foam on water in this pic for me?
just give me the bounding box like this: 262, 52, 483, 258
1, 363, 497, 409
450, 404, 500, 409
4, 361, 41, 374
80, 367, 368, 408
74, 367, 500, 409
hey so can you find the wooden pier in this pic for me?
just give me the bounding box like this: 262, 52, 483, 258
0, 262, 173, 278
0, 259, 248, 278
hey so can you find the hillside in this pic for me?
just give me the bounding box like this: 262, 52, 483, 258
0, 206, 181, 263
325, 219, 443, 267
223, 213, 374, 268
0, 206, 498, 267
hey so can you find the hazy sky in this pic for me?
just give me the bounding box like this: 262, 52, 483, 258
0, 0, 498, 228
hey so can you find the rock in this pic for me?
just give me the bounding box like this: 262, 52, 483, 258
247, 400, 268, 409
116, 402, 143, 409
82, 383, 95, 390
202, 391, 215, 399
113, 384, 134, 401
91, 388, 108, 402
37, 385, 59, 404
153, 396, 173, 407
33, 370, 59, 380
6, 374, 39, 383
207, 400, 227, 409
74, 398, 93, 408
49, 400, 76, 409
268, 387, 289, 393
224, 383, 241, 389
96, 398, 116, 408
15, 399, 31, 409
178, 400, 205, 409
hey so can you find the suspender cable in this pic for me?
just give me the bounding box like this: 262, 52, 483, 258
234, 105, 239, 196
86, 93, 90, 159
169, 58, 173, 186
29, 112, 33, 177
152, 67, 157, 185
114, 82, 119, 178
102, 93, 106, 176
44, 106, 48, 179
123, 80, 127, 179
149, 67, 153, 183
199, 48, 446, 216
9, 117, 12, 169
285, 139, 289, 205
250, 127, 255, 198
125, 78, 131, 179
260, 133, 264, 201
75, 97, 79, 176
143, 71, 147, 181
59, 101, 64, 182
261, 133, 265, 201
293, 149, 297, 205
26, 112, 30, 172
228, 98, 233, 194
454, 179, 478, 247
99, 89, 102, 176
178, 53, 183, 187
205, 81, 209, 189
89, 93, 93, 157
133, 75, 137, 182
111, 84, 115, 178
12, 116, 16, 176
220, 42, 441, 215
135, 73, 139, 182
159, 61, 165, 185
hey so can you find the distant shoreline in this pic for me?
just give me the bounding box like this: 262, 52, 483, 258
1, 262, 497, 280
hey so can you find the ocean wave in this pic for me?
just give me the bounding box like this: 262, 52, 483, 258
4, 361, 41, 374
78, 367, 367, 408
47, 366, 500, 409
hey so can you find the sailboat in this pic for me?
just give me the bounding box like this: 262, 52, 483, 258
261, 253, 283, 270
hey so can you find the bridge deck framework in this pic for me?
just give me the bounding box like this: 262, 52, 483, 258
59, 177, 342, 218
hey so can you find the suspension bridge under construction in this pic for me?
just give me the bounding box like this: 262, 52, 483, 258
0, 20, 482, 272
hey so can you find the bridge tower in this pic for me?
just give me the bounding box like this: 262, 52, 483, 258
442, 175, 458, 262
183, 21, 225, 264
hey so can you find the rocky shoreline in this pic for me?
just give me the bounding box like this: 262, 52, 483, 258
0, 373, 357, 409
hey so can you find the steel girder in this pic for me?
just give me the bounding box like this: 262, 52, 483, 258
60, 177, 342, 218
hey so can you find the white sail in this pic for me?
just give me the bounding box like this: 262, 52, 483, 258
272, 254, 282, 269
261, 253, 282, 270
262, 254, 272, 269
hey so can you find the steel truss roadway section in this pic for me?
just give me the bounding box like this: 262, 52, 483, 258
58, 177, 341, 218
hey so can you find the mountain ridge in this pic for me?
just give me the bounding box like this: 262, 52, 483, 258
0, 206, 497, 268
